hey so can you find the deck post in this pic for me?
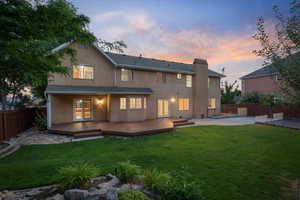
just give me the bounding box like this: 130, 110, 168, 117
47, 94, 52, 128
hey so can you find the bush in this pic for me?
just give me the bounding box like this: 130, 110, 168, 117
141, 168, 171, 194
118, 190, 149, 200
34, 111, 47, 131
239, 92, 261, 104
162, 169, 203, 200
57, 162, 98, 189
115, 161, 141, 183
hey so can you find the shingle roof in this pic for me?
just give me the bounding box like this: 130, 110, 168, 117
240, 64, 278, 79
52, 42, 224, 78
45, 85, 153, 94
105, 52, 224, 77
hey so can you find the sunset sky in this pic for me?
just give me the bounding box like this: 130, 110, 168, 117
70, 0, 290, 85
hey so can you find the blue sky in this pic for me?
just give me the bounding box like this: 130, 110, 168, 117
70, 0, 290, 85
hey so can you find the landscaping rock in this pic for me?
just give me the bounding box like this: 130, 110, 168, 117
117, 184, 143, 192
97, 175, 120, 189
64, 189, 88, 200
106, 188, 118, 200
46, 194, 65, 200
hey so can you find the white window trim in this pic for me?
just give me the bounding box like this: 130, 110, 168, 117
186, 75, 192, 87
72, 64, 94, 80
121, 68, 133, 81
72, 98, 93, 121
178, 98, 189, 111
130, 97, 142, 109
120, 98, 126, 110
177, 73, 182, 79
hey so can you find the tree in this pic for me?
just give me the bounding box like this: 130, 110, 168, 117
0, 0, 96, 109
97, 39, 127, 53
253, 0, 300, 106
221, 80, 241, 104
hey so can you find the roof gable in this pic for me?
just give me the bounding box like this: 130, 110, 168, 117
241, 64, 278, 79
52, 42, 224, 78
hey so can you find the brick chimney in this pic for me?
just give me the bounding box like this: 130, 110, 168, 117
192, 58, 208, 118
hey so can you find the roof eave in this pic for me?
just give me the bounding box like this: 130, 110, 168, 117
115, 64, 195, 75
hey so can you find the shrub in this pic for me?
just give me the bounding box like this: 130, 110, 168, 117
239, 92, 261, 104
57, 162, 98, 189
34, 111, 47, 131
141, 168, 171, 194
118, 190, 149, 200
162, 169, 203, 200
115, 161, 141, 183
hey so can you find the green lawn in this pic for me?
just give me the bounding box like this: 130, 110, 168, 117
1, 125, 300, 200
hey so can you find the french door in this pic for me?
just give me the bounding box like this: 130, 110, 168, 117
157, 99, 169, 118
73, 98, 93, 121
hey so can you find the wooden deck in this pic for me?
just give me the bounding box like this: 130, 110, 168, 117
49, 118, 174, 137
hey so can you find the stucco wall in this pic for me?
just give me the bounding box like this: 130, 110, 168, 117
51, 94, 107, 124
242, 75, 281, 94
48, 43, 116, 87
208, 77, 221, 115
48, 43, 222, 123
109, 94, 147, 122
115, 70, 193, 119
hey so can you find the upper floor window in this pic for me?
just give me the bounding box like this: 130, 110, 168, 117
275, 74, 282, 81
177, 73, 182, 79
178, 98, 189, 111
130, 98, 142, 109
120, 98, 126, 110
208, 98, 216, 109
72, 65, 94, 80
186, 75, 192, 87
121, 68, 133, 81
156, 72, 167, 83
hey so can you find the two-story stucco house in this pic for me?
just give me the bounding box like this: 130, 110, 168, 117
45, 42, 224, 128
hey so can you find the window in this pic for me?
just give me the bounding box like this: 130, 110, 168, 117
186, 75, 192, 87
72, 65, 94, 80
121, 68, 133, 81
130, 98, 142, 109
178, 98, 189, 111
120, 98, 126, 110
156, 72, 166, 83
208, 78, 210, 88
162, 73, 167, 83
144, 97, 147, 109
208, 98, 216, 109
275, 74, 282, 81
177, 73, 182, 79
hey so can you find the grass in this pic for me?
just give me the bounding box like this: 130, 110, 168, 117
1, 125, 300, 200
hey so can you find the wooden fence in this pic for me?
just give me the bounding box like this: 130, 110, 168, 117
221, 103, 300, 119
0, 108, 44, 142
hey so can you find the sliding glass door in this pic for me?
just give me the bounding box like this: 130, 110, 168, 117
73, 98, 93, 121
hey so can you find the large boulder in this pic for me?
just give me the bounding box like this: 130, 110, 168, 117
97, 175, 120, 189
64, 189, 88, 200
46, 194, 64, 200
106, 188, 118, 200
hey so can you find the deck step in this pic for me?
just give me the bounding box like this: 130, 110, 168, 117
174, 121, 195, 127
73, 131, 103, 139
172, 119, 188, 123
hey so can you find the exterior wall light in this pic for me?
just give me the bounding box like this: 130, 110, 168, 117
97, 99, 104, 105
170, 97, 176, 103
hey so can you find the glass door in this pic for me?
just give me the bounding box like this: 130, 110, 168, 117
157, 99, 169, 118
73, 98, 93, 121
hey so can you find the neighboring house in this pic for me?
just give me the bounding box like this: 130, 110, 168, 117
45, 42, 224, 128
240, 64, 281, 95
